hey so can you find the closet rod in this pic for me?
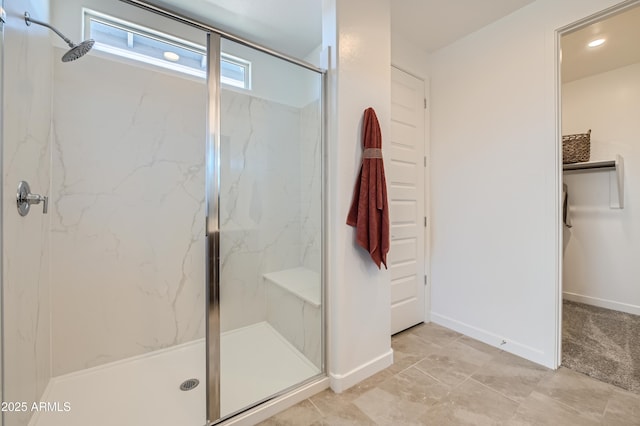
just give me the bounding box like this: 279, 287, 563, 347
563, 160, 616, 171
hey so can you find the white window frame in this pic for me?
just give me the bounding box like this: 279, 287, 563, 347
83, 9, 251, 89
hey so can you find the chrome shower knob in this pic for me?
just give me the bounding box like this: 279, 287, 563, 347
17, 181, 48, 216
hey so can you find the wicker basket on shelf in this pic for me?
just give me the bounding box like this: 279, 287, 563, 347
562, 129, 591, 164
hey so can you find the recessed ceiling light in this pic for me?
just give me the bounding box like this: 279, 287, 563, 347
163, 51, 180, 62
588, 38, 605, 48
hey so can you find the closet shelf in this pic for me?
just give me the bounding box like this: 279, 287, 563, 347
563, 155, 624, 209
563, 159, 616, 171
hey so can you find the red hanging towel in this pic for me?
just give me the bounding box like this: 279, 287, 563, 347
346, 107, 390, 269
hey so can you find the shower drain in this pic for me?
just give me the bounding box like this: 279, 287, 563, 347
180, 378, 200, 391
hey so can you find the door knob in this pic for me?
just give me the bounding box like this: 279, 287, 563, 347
17, 181, 48, 216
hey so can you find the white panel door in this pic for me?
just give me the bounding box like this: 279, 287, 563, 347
389, 67, 426, 334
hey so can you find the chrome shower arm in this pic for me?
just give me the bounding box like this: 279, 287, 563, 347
24, 12, 75, 47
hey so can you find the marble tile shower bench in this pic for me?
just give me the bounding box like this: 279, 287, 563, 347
263, 267, 322, 368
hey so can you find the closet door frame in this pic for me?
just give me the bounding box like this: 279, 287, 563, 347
553, 0, 640, 368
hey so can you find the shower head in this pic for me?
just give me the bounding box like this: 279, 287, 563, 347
61, 40, 95, 62
24, 12, 94, 62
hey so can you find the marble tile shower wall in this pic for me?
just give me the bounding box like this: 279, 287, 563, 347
51, 53, 207, 376
300, 100, 322, 274
51, 54, 321, 373
2, 2, 53, 425
220, 90, 306, 332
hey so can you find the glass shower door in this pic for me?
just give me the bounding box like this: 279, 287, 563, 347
2, 2, 209, 425
217, 37, 324, 418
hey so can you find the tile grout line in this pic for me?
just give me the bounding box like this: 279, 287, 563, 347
532, 387, 607, 421
306, 396, 324, 418
391, 333, 446, 376
405, 340, 502, 392
412, 364, 448, 387
406, 328, 460, 348
394, 349, 440, 376
467, 377, 523, 406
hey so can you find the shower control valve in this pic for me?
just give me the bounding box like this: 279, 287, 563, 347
17, 181, 48, 216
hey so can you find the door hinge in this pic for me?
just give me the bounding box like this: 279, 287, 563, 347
424, 275, 428, 285
424, 156, 427, 167
424, 98, 427, 109
424, 216, 427, 227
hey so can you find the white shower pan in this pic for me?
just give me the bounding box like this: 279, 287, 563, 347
29, 322, 320, 426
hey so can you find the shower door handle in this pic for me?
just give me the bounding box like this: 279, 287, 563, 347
17, 181, 48, 216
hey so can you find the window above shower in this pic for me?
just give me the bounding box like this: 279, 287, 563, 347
83, 10, 251, 89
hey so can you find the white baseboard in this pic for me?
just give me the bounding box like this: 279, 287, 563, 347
221, 377, 329, 426
563, 292, 640, 316
431, 312, 553, 369
329, 349, 394, 393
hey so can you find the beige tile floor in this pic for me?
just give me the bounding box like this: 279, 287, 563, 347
260, 323, 640, 425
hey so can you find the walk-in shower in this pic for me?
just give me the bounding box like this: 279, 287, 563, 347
1, 1, 325, 425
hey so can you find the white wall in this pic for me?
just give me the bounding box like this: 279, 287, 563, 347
323, 0, 393, 392
429, 0, 624, 368
391, 32, 430, 81
562, 62, 640, 314
2, 1, 53, 424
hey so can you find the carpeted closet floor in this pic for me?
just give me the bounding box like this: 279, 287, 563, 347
562, 299, 640, 394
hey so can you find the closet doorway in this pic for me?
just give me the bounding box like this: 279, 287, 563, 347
559, 0, 640, 394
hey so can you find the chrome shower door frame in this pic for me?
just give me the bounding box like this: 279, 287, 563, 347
0, 0, 5, 418
205, 31, 221, 423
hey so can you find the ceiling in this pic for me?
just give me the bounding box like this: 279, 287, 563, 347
153, 0, 322, 58
561, 4, 640, 83
155, 0, 536, 58
391, 0, 536, 53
